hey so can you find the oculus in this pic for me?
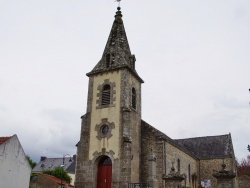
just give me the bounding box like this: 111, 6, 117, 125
95, 119, 115, 140
101, 124, 109, 136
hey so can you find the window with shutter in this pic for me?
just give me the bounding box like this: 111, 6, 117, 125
102, 85, 111, 105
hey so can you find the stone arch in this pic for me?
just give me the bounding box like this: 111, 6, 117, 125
96, 79, 116, 108
92, 150, 116, 188
96, 155, 112, 188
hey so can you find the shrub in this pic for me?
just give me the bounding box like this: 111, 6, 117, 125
237, 155, 250, 177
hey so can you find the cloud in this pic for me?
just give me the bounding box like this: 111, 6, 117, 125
0, 0, 250, 162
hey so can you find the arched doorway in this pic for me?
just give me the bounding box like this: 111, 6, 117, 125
97, 156, 112, 188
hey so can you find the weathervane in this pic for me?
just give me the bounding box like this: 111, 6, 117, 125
115, 0, 121, 7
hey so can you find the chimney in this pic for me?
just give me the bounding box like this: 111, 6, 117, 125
40, 156, 46, 161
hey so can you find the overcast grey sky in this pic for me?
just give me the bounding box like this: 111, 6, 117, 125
0, 0, 249, 162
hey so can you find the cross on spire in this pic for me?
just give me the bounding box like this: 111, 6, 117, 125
115, 0, 121, 7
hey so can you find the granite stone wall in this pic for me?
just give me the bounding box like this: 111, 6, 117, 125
141, 123, 176, 187
199, 158, 237, 188
165, 142, 197, 187
141, 121, 199, 188
238, 175, 250, 188
75, 76, 93, 188
120, 69, 142, 185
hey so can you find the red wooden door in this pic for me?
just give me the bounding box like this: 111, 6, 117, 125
97, 157, 112, 188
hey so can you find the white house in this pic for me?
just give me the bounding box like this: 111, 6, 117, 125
0, 134, 31, 188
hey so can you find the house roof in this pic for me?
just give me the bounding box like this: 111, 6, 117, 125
33, 155, 76, 173
175, 134, 233, 159
39, 173, 74, 187
0, 136, 11, 144
66, 158, 76, 174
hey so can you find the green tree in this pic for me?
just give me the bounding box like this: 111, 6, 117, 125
43, 166, 72, 183
26, 155, 37, 169
247, 145, 250, 152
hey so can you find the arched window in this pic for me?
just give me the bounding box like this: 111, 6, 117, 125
106, 54, 110, 68
102, 84, 111, 105
177, 159, 180, 172
132, 88, 136, 109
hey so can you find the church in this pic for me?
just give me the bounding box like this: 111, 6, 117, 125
74, 7, 237, 188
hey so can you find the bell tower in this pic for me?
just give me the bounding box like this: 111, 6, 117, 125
75, 7, 144, 188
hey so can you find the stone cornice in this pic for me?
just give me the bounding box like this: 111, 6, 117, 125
86, 65, 144, 83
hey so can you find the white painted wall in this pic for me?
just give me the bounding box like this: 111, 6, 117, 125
0, 135, 31, 188
69, 173, 75, 185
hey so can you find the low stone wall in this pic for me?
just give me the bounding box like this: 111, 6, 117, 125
238, 175, 250, 188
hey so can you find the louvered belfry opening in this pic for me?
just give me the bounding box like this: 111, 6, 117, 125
132, 87, 136, 109
102, 84, 111, 105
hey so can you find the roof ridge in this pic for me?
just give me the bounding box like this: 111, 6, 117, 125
39, 157, 73, 159
175, 134, 231, 159
175, 134, 229, 140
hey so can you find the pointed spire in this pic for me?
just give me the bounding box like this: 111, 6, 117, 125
87, 7, 143, 83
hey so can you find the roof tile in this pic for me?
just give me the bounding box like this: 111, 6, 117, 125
0, 136, 11, 144
40, 174, 74, 187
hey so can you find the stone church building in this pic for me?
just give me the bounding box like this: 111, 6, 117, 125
75, 7, 237, 188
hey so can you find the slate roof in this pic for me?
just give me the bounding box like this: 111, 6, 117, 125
0, 136, 11, 144
141, 120, 233, 159
39, 173, 74, 187
66, 155, 76, 174
175, 134, 232, 159
33, 155, 76, 174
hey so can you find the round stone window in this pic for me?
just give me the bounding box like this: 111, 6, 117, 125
95, 120, 115, 140
100, 124, 109, 136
